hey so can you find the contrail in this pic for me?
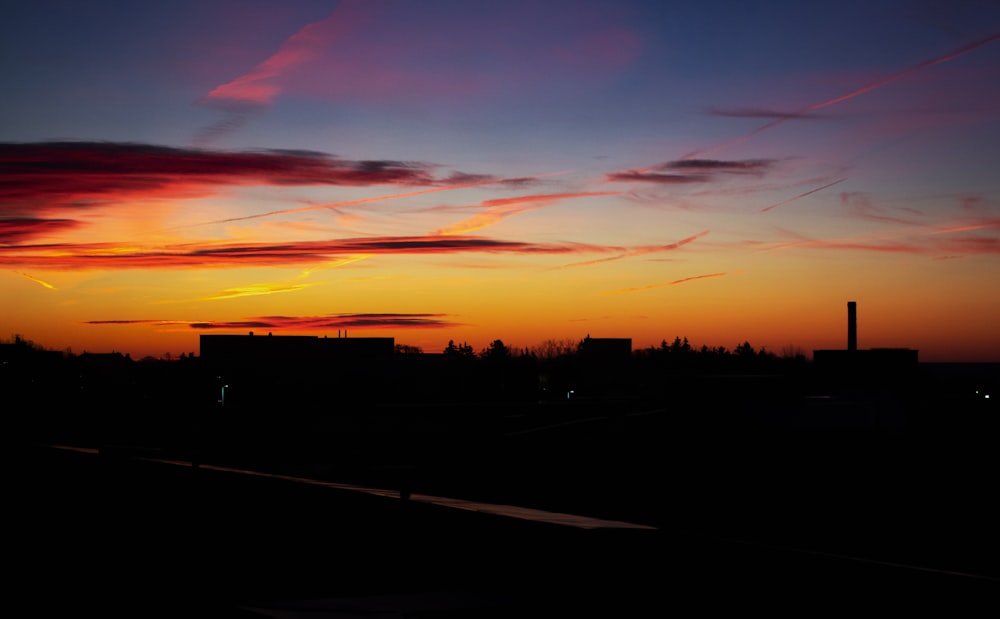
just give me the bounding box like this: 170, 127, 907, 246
604, 272, 727, 295
759, 178, 847, 213
689, 33, 1000, 159
556, 230, 709, 269
184, 171, 573, 228
432, 191, 619, 236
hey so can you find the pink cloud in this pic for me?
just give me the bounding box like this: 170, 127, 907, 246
201, 4, 371, 108
193, 1, 644, 142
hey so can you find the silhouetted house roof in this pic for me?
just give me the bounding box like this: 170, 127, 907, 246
575, 336, 634, 396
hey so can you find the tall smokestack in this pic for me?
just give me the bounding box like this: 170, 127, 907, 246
847, 301, 857, 351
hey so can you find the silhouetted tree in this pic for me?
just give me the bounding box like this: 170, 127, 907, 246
480, 339, 510, 361
531, 338, 580, 360
443, 339, 475, 360
669, 336, 692, 354
781, 344, 806, 361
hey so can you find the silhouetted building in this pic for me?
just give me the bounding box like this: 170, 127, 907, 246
576, 336, 633, 396
579, 336, 632, 362
200, 332, 395, 369
200, 332, 395, 409
813, 301, 918, 381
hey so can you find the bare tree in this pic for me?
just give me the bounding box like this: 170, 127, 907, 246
530, 338, 580, 360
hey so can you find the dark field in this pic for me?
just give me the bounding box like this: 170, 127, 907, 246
12, 387, 1000, 618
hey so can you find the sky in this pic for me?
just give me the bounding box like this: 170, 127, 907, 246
2, 0, 999, 363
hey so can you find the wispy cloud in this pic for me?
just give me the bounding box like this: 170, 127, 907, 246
689, 33, 1000, 158
755, 215, 1000, 257
196, 171, 573, 227
555, 230, 710, 268
431, 191, 619, 236
937, 235, 1000, 255
603, 272, 727, 295
837, 191, 922, 225
929, 220, 1000, 235
183, 255, 372, 301
767, 237, 925, 253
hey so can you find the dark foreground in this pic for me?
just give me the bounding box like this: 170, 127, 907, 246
13, 428, 1000, 619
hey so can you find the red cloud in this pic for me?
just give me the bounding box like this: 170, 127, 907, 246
0, 218, 80, 243
607, 159, 774, 184
0, 234, 669, 270
0, 141, 437, 216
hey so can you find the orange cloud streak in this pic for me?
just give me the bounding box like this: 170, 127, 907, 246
0, 234, 671, 270
929, 221, 1000, 235
17, 272, 56, 289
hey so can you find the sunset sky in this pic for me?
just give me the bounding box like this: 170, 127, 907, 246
2, 0, 998, 362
